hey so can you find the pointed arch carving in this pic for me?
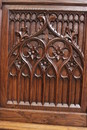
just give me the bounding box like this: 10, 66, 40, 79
8, 12, 84, 107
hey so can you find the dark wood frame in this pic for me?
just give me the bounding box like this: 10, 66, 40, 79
0, 0, 87, 127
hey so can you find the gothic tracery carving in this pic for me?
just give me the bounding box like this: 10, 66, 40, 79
8, 11, 84, 107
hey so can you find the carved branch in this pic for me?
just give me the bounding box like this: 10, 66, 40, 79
64, 26, 78, 43
15, 26, 29, 41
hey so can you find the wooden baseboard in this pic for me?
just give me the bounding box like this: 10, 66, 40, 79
0, 108, 87, 127
0, 121, 87, 130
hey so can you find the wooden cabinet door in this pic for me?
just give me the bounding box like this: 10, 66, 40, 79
0, 0, 87, 127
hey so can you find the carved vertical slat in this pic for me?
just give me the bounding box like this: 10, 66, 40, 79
74, 78, 77, 105
26, 13, 30, 33
74, 22, 78, 37
64, 22, 68, 35
29, 77, 33, 104
71, 77, 75, 104
32, 77, 36, 102
20, 13, 25, 28
81, 15, 85, 52
31, 21, 36, 35
36, 77, 38, 103
63, 78, 68, 104
45, 77, 49, 103
58, 77, 62, 104
75, 79, 81, 105
36, 78, 38, 103
13, 76, 17, 101
57, 19, 58, 32
29, 14, 32, 35
55, 76, 58, 105
25, 77, 29, 102
50, 78, 55, 103
34, 65, 41, 103
21, 21, 25, 28
58, 22, 62, 34
20, 76, 24, 102
42, 72, 45, 105
35, 66, 41, 103
37, 20, 40, 34
61, 17, 64, 35
79, 22, 84, 51
81, 13, 86, 112
62, 78, 64, 103
49, 78, 51, 104
24, 77, 26, 102
69, 22, 72, 30
67, 79, 69, 104
17, 73, 21, 103
35, 77, 38, 103
26, 21, 30, 35
8, 77, 12, 101
9, 21, 15, 49
61, 78, 64, 104
68, 75, 72, 106
72, 14, 74, 31
15, 21, 20, 31
15, 21, 20, 44
38, 78, 42, 103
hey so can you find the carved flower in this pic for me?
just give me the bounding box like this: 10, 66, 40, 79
15, 59, 23, 70
53, 46, 64, 61
40, 59, 50, 71
67, 58, 77, 72
28, 46, 40, 60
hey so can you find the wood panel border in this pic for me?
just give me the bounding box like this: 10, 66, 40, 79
0, 108, 87, 127
2, 0, 87, 6
0, 121, 87, 130
0, 0, 1, 60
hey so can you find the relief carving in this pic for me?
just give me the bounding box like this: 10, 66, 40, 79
8, 11, 84, 107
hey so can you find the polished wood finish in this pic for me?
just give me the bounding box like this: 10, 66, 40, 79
0, 108, 86, 127
0, 0, 2, 107
0, 0, 87, 127
0, 121, 87, 130
2, 0, 87, 6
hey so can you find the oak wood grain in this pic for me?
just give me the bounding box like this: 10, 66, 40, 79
0, 121, 87, 130
0, 0, 87, 127
2, 0, 87, 6
0, 108, 86, 127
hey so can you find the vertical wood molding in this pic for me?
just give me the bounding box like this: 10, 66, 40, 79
81, 14, 87, 112
0, 0, 2, 106
0, 6, 8, 106
84, 14, 87, 127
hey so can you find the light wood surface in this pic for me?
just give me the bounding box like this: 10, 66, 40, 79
0, 121, 87, 130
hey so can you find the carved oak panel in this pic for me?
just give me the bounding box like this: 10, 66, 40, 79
7, 10, 84, 109
1, 0, 87, 126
